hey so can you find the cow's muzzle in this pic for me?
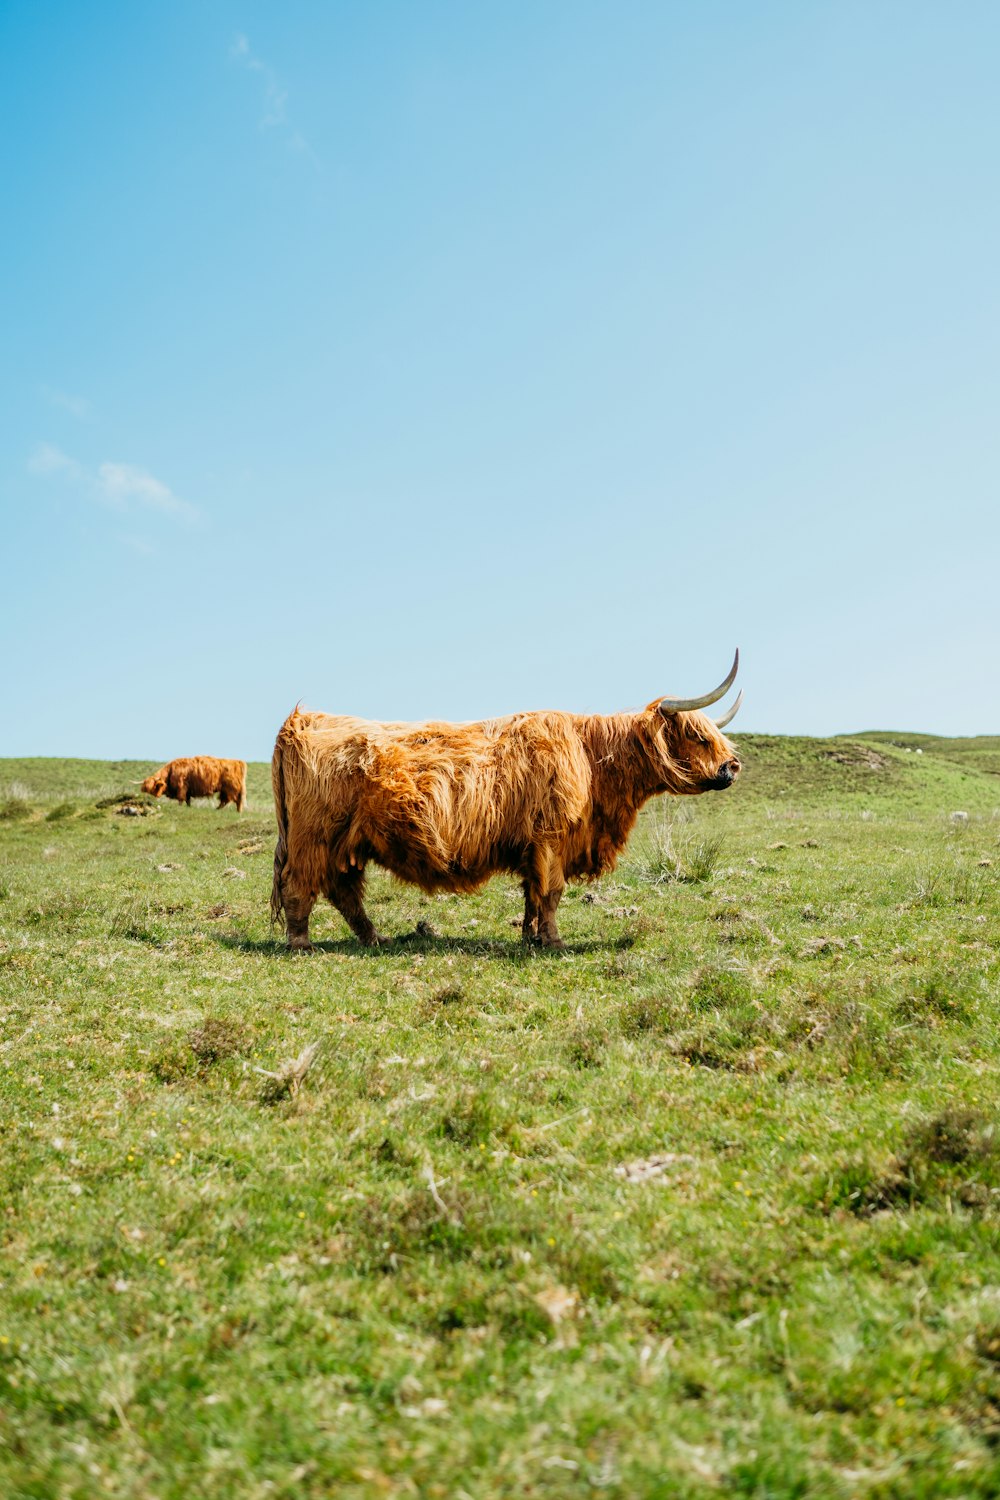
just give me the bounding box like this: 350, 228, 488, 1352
703, 758, 740, 791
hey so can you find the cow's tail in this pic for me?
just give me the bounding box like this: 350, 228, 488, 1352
270, 735, 290, 930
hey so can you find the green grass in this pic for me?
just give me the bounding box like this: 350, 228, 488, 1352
1, 736, 1000, 1497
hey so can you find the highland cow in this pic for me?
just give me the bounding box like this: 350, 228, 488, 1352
270, 654, 743, 951
141, 757, 247, 811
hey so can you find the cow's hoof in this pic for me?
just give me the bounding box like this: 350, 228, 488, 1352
539, 937, 566, 951
288, 939, 314, 954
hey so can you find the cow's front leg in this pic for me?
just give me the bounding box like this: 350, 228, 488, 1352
327, 870, 386, 948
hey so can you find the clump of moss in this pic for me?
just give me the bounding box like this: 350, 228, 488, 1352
814, 1108, 998, 1217
0, 797, 32, 822
188, 1017, 250, 1064
151, 1018, 251, 1083
566, 1021, 608, 1069
150, 1041, 196, 1084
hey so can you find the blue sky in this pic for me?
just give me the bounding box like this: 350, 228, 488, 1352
3, 2, 999, 757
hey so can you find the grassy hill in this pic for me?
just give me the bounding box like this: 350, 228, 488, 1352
2, 741, 1000, 1497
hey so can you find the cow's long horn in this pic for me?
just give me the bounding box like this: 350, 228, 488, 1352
713, 689, 743, 730
658, 649, 739, 713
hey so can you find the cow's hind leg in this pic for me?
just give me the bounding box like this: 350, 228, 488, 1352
326, 869, 386, 948
275, 833, 327, 951
282, 885, 317, 951
521, 879, 540, 942
537, 883, 566, 948
522, 849, 566, 949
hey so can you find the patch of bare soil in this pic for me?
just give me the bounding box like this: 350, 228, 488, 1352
819, 745, 890, 771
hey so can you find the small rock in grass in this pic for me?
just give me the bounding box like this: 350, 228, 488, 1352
800, 935, 846, 957
614, 1153, 697, 1182
951, 811, 970, 824
534, 1284, 580, 1334
800, 935, 861, 957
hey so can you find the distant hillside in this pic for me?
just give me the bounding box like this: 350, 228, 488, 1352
850, 731, 1000, 779
733, 733, 1000, 813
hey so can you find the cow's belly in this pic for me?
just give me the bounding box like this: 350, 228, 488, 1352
371, 840, 526, 895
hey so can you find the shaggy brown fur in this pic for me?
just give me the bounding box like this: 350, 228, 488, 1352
142, 757, 247, 811
270, 699, 740, 951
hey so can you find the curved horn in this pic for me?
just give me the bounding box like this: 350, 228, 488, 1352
659, 648, 739, 714
713, 689, 743, 730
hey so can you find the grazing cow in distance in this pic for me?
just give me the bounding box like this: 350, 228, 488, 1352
270, 653, 743, 951
141, 757, 247, 811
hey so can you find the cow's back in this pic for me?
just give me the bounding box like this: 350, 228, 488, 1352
274, 707, 592, 882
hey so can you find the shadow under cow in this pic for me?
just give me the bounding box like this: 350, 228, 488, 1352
212, 928, 636, 960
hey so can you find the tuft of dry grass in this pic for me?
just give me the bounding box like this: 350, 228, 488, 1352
255, 1040, 322, 1103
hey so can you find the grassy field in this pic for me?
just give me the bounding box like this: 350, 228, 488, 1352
2, 734, 1000, 1498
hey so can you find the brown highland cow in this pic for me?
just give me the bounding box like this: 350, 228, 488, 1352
270, 653, 743, 951
141, 757, 247, 810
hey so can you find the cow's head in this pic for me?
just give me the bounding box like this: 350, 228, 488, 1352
141, 772, 168, 798
647, 650, 743, 795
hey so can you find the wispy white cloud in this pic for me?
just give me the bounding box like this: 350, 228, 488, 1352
27, 444, 200, 526
40, 385, 91, 419
28, 442, 85, 480
97, 462, 199, 521
230, 32, 318, 165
